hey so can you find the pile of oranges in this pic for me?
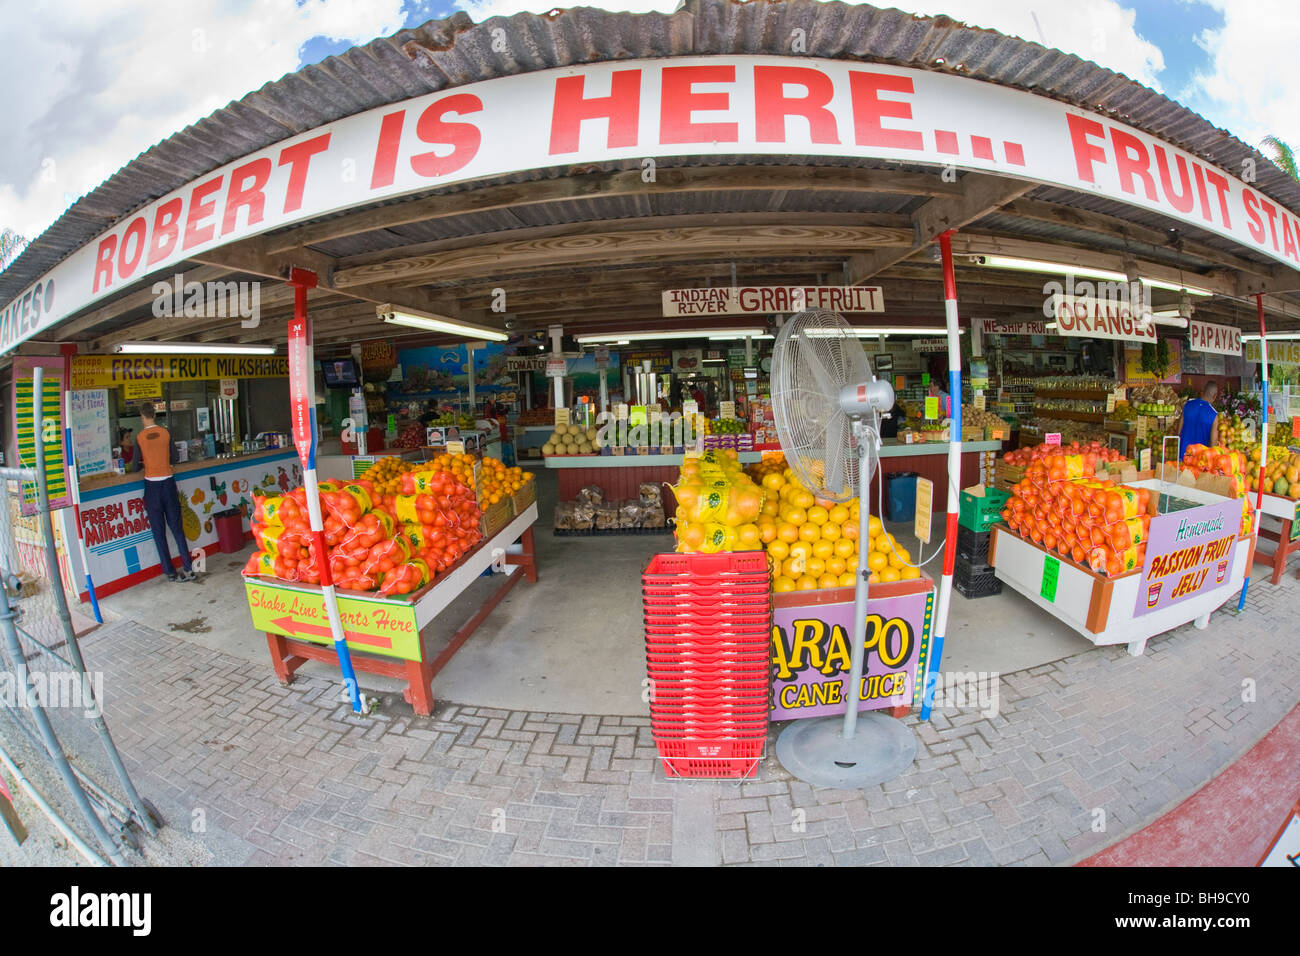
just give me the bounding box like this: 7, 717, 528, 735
425, 452, 531, 508
358, 456, 412, 496
757, 468, 920, 592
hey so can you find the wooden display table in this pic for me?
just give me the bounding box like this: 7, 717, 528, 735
245, 503, 538, 715
1251, 492, 1300, 585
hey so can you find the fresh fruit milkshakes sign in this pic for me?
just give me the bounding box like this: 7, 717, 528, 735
5, 54, 1300, 353
1135, 498, 1241, 616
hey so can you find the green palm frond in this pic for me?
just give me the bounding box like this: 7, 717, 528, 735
1260, 136, 1299, 181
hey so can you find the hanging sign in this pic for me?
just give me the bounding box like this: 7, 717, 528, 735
505, 355, 549, 372
219, 378, 239, 400
122, 379, 163, 400
914, 478, 933, 543
978, 318, 1047, 336
911, 338, 950, 353
1188, 320, 1242, 356
68, 389, 113, 479
69, 355, 287, 389
1245, 341, 1300, 366
553, 408, 570, 426
1045, 432, 1062, 446
545, 358, 568, 378
287, 319, 316, 470
662, 285, 884, 317
1050, 295, 1156, 342
12, 360, 70, 514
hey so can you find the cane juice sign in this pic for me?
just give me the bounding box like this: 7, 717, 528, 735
771, 587, 933, 719
245, 580, 421, 661
1135, 499, 1241, 617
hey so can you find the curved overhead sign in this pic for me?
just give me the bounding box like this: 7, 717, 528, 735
4, 55, 1299, 354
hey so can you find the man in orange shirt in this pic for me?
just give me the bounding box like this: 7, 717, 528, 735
137, 403, 195, 583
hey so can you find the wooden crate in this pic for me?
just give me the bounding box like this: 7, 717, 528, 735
479, 499, 511, 539
994, 460, 1024, 492
509, 479, 538, 517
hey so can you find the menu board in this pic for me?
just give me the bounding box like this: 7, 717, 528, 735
68, 389, 113, 478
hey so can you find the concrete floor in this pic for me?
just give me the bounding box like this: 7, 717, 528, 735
97, 466, 1098, 716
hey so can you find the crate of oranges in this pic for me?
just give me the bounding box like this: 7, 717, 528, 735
756, 467, 921, 593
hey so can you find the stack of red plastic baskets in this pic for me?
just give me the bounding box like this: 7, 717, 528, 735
641, 552, 773, 779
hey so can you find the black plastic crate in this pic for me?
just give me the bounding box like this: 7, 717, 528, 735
954, 559, 1001, 598
957, 526, 992, 564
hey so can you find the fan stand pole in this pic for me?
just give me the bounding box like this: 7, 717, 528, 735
1238, 293, 1268, 610
775, 419, 917, 789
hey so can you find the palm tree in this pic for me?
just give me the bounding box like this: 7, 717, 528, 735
0, 228, 27, 272
1261, 136, 1299, 181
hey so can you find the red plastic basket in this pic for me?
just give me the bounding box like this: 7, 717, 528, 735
641, 578, 772, 600
652, 714, 770, 732
659, 755, 762, 779
655, 737, 765, 760
643, 552, 771, 580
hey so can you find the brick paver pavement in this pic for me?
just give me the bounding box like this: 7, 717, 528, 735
10, 569, 1298, 866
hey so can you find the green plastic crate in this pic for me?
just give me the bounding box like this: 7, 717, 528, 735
959, 487, 1009, 533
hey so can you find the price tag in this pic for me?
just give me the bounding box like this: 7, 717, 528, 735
992, 429, 1005, 441
1139, 448, 1152, 471
1242, 419, 1256, 444
922, 372, 931, 387
1136, 417, 1149, 440
1045, 432, 1061, 446
615, 403, 629, 420
973, 394, 986, 411
636, 445, 650, 456
1040, 555, 1060, 601
1106, 393, 1116, 413
1293, 417, 1300, 439
660, 445, 674, 455
913, 477, 933, 544
386, 413, 397, 433
895, 375, 906, 391
648, 404, 662, 417
612, 445, 625, 456
554, 408, 570, 426
924, 396, 939, 420
683, 400, 698, 417
446, 440, 465, 456
720, 401, 735, 419
1291, 502, 1300, 543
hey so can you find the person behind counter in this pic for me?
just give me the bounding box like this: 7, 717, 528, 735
137, 403, 196, 583
118, 427, 136, 469
880, 398, 906, 439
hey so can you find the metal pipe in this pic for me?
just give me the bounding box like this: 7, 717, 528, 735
32, 367, 157, 838
1239, 294, 1269, 610
921, 230, 964, 721
0, 740, 107, 866
842, 425, 874, 740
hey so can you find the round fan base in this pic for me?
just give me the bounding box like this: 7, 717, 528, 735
775, 712, 916, 790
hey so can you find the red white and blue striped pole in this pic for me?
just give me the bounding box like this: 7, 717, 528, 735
1238, 293, 1268, 610
921, 229, 963, 720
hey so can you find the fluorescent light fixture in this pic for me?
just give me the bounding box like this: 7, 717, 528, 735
616, 340, 630, 345
114, 341, 276, 355
1244, 333, 1300, 340
1045, 323, 1058, 330
707, 333, 775, 340
378, 304, 508, 342
578, 328, 765, 343
975, 255, 1212, 296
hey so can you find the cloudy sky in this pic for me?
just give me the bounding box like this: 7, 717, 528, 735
0, 0, 1296, 245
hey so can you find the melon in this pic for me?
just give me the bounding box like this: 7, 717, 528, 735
1274, 477, 1289, 497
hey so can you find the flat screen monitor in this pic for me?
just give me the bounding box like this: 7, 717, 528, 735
322, 359, 358, 388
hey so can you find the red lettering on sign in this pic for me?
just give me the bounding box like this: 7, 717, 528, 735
146, 198, 183, 267
848, 71, 923, 150
117, 216, 147, 279
1066, 114, 1107, 184
1243, 189, 1266, 244
660, 65, 739, 145
753, 65, 838, 144
410, 94, 483, 178
1110, 128, 1158, 201
1153, 146, 1195, 214
279, 134, 331, 214
1204, 169, 1232, 229
182, 175, 224, 251
548, 70, 641, 154
92, 236, 117, 294
370, 110, 405, 189
222, 157, 273, 235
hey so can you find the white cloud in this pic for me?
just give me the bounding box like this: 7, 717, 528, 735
0, 0, 406, 242
1187, 0, 1300, 151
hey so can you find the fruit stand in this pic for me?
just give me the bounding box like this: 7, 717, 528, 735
247, 501, 538, 715
991, 479, 1252, 656
1252, 491, 1300, 584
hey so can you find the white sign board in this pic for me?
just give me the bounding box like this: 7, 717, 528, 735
10, 55, 1299, 354
910, 338, 950, 352
1050, 295, 1157, 342
68, 389, 112, 478
662, 285, 884, 317
1245, 340, 1300, 366
1188, 320, 1242, 356
219, 377, 239, 400
978, 317, 1047, 336
546, 358, 568, 378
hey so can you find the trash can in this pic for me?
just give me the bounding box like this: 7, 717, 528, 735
886, 472, 919, 524
214, 508, 245, 554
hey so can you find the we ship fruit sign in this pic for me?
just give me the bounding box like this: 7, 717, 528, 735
1135, 499, 1241, 618
770, 587, 933, 719
7, 54, 1300, 353
245, 579, 421, 660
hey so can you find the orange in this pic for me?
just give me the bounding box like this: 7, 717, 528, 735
791, 490, 815, 510
818, 574, 839, 590
887, 547, 911, 570
826, 557, 846, 576
900, 566, 921, 580
796, 576, 818, 591
828, 505, 850, 525
798, 523, 821, 543
761, 500, 779, 517
776, 522, 800, 543
735, 524, 761, 550
846, 555, 859, 574
679, 523, 706, 550
788, 541, 813, 562
867, 551, 888, 573
875, 533, 896, 553
867, 572, 880, 584
758, 522, 778, 544
781, 557, 806, 579
837, 572, 855, 587
811, 539, 834, 560
806, 506, 829, 526
782, 506, 807, 526
762, 473, 785, 492
773, 576, 796, 593
767, 539, 790, 563
804, 557, 826, 578
879, 566, 902, 583
834, 538, 855, 559
820, 522, 841, 542
841, 522, 859, 541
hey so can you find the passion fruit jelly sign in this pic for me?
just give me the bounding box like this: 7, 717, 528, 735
1135, 497, 1241, 617
770, 587, 934, 719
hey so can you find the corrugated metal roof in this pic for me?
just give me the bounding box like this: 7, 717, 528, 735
4, 0, 1299, 306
